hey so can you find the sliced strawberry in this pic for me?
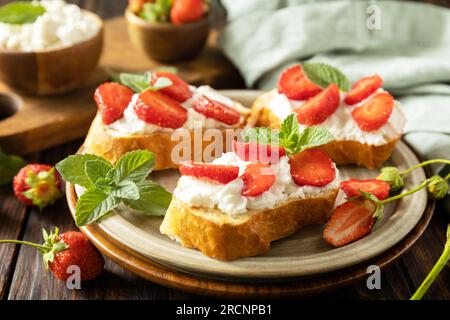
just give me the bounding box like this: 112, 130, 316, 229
94, 82, 134, 125
179, 161, 239, 184
152, 72, 193, 103
171, 0, 204, 25
193, 96, 241, 125
295, 83, 340, 126
240, 163, 276, 197
323, 199, 377, 247
134, 90, 187, 129
352, 92, 394, 132
340, 179, 390, 200
289, 148, 336, 187
277, 65, 323, 100
232, 141, 286, 164
344, 75, 383, 105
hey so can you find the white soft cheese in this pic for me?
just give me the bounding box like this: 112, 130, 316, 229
0, 1, 101, 51
173, 152, 340, 216
267, 89, 406, 146
107, 85, 246, 136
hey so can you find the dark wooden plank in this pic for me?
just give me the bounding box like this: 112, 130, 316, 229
0, 186, 28, 300
7, 141, 199, 300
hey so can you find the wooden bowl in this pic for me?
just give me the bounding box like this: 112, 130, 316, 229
0, 11, 104, 96
125, 8, 210, 62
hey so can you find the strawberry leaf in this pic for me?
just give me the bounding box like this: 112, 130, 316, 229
303, 63, 350, 92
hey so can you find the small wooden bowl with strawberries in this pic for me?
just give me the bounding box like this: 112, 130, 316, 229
126, 0, 211, 62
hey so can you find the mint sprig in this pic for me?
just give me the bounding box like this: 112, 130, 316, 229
241, 114, 334, 156
303, 63, 350, 92
0, 1, 46, 25
56, 150, 172, 226
0, 148, 26, 185
139, 0, 172, 23
117, 71, 172, 93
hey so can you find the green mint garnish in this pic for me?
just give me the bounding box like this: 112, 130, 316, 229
118, 71, 173, 93
0, 148, 26, 185
302, 62, 350, 92
139, 0, 172, 23
56, 150, 172, 226
0, 2, 46, 25
241, 114, 334, 156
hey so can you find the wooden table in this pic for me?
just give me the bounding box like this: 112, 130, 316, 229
0, 0, 449, 300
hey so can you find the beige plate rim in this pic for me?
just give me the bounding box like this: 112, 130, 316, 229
68, 90, 427, 281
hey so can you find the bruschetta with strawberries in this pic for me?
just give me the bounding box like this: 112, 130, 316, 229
248, 63, 406, 169
160, 115, 339, 260
84, 71, 250, 170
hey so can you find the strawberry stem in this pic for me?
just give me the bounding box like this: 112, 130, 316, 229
380, 178, 431, 204
401, 159, 450, 176
0, 240, 51, 251
410, 224, 450, 300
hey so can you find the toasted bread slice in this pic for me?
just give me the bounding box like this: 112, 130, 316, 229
84, 113, 248, 170
248, 90, 400, 169
160, 190, 338, 261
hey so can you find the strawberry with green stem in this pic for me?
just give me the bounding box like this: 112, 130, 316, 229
324, 162, 450, 247
0, 228, 104, 281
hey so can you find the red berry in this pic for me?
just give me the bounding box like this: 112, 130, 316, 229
240, 163, 276, 197
323, 199, 377, 247
152, 72, 193, 103
277, 65, 323, 100
49, 231, 104, 281
13, 164, 62, 209
232, 140, 285, 164
295, 83, 340, 126
289, 148, 336, 187
340, 179, 391, 200
179, 161, 239, 184
344, 75, 383, 105
171, 0, 204, 25
352, 92, 394, 132
134, 90, 187, 129
94, 82, 134, 125
193, 95, 241, 125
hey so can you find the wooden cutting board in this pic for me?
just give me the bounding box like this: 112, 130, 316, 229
0, 17, 243, 155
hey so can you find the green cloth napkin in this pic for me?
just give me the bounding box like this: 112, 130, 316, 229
218, 0, 450, 168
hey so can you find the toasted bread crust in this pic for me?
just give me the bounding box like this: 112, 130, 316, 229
84, 114, 246, 170
160, 190, 338, 261
248, 90, 400, 169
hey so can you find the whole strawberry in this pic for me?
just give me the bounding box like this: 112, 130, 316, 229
13, 164, 63, 210
0, 228, 104, 281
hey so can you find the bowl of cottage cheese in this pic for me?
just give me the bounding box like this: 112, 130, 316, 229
0, 0, 104, 95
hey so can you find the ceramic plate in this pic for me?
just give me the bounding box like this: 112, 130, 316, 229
68, 90, 428, 281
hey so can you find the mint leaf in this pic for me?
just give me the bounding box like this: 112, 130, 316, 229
110, 180, 140, 200
241, 128, 280, 145
0, 2, 45, 25
279, 114, 301, 155
75, 189, 120, 226
297, 126, 335, 153
0, 149, 26, 185
85, 160, 113, 185
119, 73, 149, 93
113, 150, 155, 183
56, 154, 112, 188
303, 63, 350, 92
139, 0, 171, 23
123, 181, 171, 216
118, 71, 172, 93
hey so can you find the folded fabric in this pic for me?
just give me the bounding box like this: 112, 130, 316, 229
218, 0, 450, 170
